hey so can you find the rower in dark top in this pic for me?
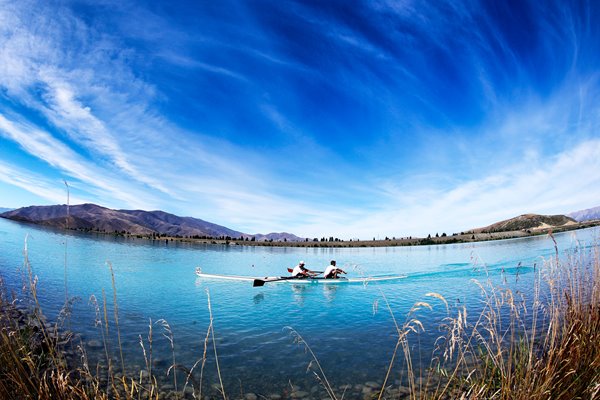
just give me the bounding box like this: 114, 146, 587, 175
323, 260, 347, 279
291, 261, 316, 278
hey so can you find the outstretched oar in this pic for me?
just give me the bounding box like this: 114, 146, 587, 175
287, 268, 323, 274
253, 271, 324, 287
253, 276, 299, 287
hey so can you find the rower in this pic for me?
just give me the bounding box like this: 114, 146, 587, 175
291, 261, 316, 278
323, 260, 347, 279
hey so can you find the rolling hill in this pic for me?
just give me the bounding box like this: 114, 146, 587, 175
473, 213, 577, 233
0, 203, 305, 241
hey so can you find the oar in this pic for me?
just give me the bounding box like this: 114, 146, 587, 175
287, 268, 323, 274
253, 276, 300, 287
253, 271, 324, 287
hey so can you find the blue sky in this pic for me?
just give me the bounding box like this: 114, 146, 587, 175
1, 0, 599, 238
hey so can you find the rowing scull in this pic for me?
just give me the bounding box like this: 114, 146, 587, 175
195, 268, 406, 285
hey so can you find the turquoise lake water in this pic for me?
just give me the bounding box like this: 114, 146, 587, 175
0, 217, 596, 395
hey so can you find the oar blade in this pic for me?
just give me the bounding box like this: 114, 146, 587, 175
253, 279, 266, 287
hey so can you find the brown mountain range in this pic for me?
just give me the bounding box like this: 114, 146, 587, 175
0, 203, 304, 242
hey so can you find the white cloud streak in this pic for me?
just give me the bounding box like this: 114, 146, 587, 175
0, 2, 262, 202
296, 138, 600, 238
0, 1, 598, 238
0, 161, 87, 205
0, 114, 160, 209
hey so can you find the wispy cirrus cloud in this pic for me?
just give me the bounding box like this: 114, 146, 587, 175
0, 0, 599, 237
0, 113, 161, 209
0, 2, 258, 198
0, 4, 174, 192
0, 161, 88, 206
296, 138, 600, 238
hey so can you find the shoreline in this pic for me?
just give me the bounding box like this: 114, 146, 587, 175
2, 216, 599, 248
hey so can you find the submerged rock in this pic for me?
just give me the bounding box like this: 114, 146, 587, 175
87, 339, 103, 349
290, 390, 309, 398
361, 386, 373, 395
397, 386, 410, 395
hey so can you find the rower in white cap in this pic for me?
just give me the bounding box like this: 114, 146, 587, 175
291, 260, 317, 278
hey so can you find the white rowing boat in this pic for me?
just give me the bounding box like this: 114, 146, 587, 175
195, 268, 406, 286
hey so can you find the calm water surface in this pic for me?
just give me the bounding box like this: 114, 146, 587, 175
0, 217, 596, 394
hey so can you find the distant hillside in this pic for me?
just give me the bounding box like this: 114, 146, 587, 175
569, 206, 600, 222
0, 204, 305, 241
254, 232, 303, 242
0, 207, 13, 213
473, 213, 577, 233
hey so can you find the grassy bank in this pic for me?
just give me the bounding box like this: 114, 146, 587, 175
1, 237, 599, 399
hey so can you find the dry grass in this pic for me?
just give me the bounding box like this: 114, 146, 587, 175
370, 234, 600, 400
0, 240, 223, 400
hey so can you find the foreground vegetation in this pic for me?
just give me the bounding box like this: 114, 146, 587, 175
381, 236, 600, 399
1, 235, 599, 399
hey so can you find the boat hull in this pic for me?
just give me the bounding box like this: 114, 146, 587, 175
195, 269, 406, 284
